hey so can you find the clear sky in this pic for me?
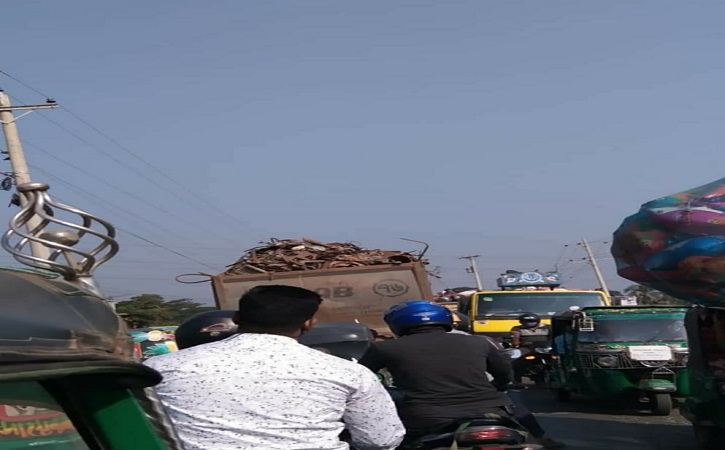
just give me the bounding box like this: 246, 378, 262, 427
1, 1, 723, 303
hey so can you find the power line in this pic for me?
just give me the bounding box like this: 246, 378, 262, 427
59, 106, 254, 232
554, 244, 573, 271
0, 256, 225, 269
28, 162, 191, 243
4, 92, 215, 218
117, 243, 241, 251
8, 162, 221, 271
114, 228, 219, 271
21, 139, 235, 241
0, 69, 256, 235
0, 70, 51, 98
27, 162, 237, 268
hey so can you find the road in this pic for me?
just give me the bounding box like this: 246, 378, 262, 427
522, 387, 695, 449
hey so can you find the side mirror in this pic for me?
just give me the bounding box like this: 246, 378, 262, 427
505, 349, 523, 360
535, 347, 553, 354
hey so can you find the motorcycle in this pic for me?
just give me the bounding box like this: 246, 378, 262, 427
397, 348, 541, 450
520, 347, 553, 387
304, 324, 541, 450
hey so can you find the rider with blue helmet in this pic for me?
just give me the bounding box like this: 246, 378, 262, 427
359, 300, 514, 444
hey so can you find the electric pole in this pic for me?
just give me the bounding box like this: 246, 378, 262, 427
460, 255, 484, 290
0, 90, 58, 259
580, 238, 610, 295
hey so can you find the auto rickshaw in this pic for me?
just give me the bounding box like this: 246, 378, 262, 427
0, 181, 184, 449
680, 305, 725, 448
549, 305, 690, 415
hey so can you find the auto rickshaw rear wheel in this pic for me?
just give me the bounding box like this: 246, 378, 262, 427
693, 425, 725, 449
650, 393, 672, 416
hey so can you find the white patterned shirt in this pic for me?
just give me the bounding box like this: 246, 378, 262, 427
144, 333, 405, 450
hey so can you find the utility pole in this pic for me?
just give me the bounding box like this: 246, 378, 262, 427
580, 238, 610, 296
460, 255, 484, 290
0, 90, 58, 259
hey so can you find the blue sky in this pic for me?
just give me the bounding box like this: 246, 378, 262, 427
1, 1, 723, 303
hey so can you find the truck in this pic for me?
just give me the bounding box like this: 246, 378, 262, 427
211, 239, 434, 336
458, 270, 611, 341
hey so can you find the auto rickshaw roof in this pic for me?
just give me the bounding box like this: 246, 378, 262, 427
0, 268, 161, 386
579, 305, 690, 314
0, 268, 158, 385
551, 305, 688, 319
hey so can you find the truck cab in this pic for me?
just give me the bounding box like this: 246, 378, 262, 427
458, 270, 611, 341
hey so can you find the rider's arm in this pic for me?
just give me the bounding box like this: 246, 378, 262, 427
485, 341, 513, 387
510, 328, 521, 348
344, 367, 406, 450
358, 343, 386, 373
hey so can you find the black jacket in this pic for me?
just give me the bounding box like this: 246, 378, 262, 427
359, 327, 512, 419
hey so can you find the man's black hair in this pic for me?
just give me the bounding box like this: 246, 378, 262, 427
236, 285, 323, 332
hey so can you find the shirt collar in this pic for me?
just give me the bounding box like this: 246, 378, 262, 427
229, 333, 301, 344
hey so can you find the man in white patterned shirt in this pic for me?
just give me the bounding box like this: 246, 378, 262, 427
145, 285, 405, 450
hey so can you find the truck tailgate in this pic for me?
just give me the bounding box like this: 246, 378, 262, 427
212, 263, 432, 335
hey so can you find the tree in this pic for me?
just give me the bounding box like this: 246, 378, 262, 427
116, 294, 215, 328
623, 284, 689, 306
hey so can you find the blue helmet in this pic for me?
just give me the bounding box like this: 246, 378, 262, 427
383, 300, 454, 336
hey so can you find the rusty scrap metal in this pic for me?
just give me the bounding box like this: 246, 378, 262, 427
225, 238, 428, 275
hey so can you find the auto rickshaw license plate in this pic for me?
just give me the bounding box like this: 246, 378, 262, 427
627, 345, 673, 361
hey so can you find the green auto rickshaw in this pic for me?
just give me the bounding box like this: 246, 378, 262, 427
680, 305, 725, 449
0, 268, 184, 450
549, 305, 690, 415
0, 181, 184, 449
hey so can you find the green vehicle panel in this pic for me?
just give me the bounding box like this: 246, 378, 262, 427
680, 305, 725, 448
550, 306, 690, 414
0, 268, 184, 450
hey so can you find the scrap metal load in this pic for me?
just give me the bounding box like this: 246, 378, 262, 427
225, 238, 427, 275
213, 238, 434, 336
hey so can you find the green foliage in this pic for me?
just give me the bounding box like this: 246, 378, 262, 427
116, 294, 215, 328
623, 284, 689, 306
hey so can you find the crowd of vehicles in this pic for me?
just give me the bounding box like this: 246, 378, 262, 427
4, 178, 725, 449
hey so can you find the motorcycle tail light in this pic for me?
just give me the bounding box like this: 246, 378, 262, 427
457, 426, 522, 445
473, 446, 538, 450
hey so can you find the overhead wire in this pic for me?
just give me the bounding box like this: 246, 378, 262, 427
2, 92, 249, 244
21, 139, 236, 241
3, 84, 212, 214
18, 163, 221, 271
0, 69, 257, 234
553, 244, 574, 272
28, 162, 192, 243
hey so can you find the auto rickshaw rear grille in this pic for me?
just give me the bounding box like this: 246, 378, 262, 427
577, 353, 686, 369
